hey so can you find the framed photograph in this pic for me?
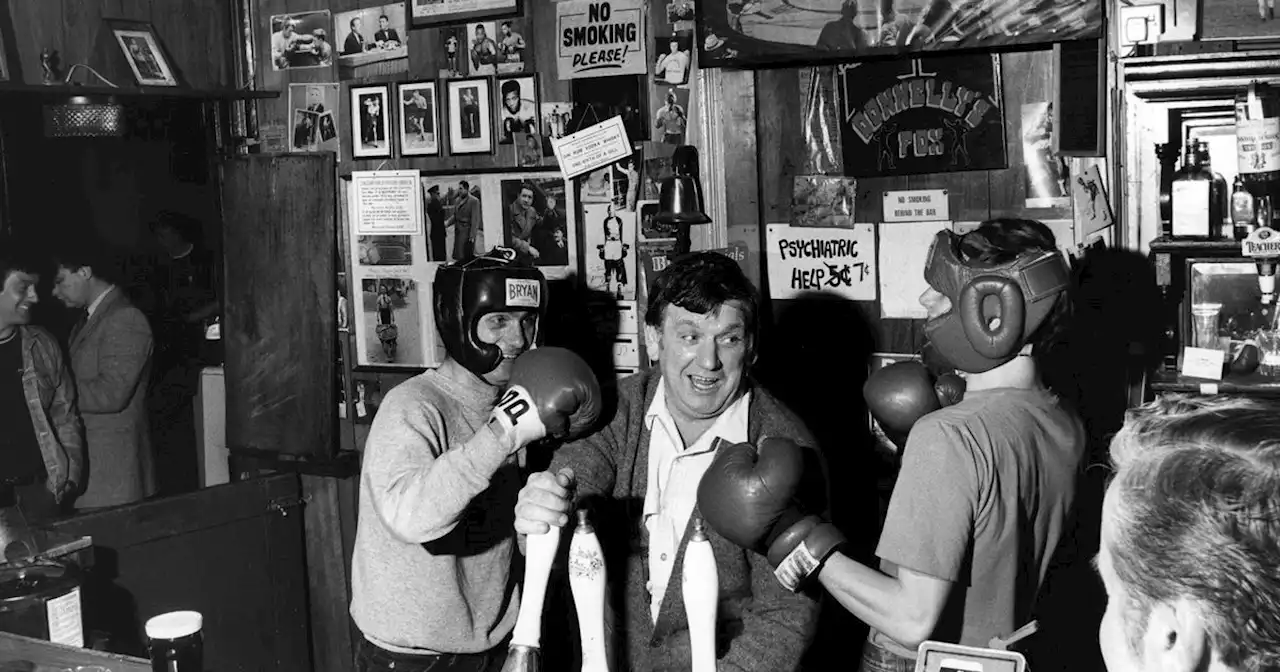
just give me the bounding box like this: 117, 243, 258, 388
447, 77, 493, 155
653, 34, 693, 87
500, 176, 576, 274
1202, 0, 1278, 40
496, 73, 539, 146
696, 0, 1102, 70
267, 11, 334, 70
105, 19, 180, 87
335, 5, 409, 80
407, 0, 522, 30
439, 26, 468, 79
397, 81, 441, 156
466, 21, 500, 76
351, 84, 393, 159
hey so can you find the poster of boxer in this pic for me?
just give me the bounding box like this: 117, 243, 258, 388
496, 74, 540, 145
583, 202, 637, 300
838, 54, 1005, 178
695, 0, 1102, 70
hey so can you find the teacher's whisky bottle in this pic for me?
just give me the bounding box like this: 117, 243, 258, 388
1172, 141, 1215, 238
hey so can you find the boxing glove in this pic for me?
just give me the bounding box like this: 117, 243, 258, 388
486, 347, 603, 452
863, 361, 966, 445
697, 438, 845, 593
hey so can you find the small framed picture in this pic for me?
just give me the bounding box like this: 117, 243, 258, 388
407, 0, 522, 30
105, 19, 180, 87
446, 77, 493, 156
495, 73, 539, 146
397, 80, 440, 157
350, 83, 393, 159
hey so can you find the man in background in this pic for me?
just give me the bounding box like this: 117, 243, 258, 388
654, 89, 687, 145
499, 79, 536, 145
427, 185, 447, 262
449, 181, 482, 262
470, 24, 498, 73
374, 14, 401, 48
344, 16, 369, 55
0, 238, 83, 522
50, 242, 156, 509
506, 183, 542, 265
1097, 395, 1280, 672
148, 211, 219, 496
498, 21, 525, 66
654, 37, 690, 85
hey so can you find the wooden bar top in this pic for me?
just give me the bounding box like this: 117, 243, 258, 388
0, 631, 150, 672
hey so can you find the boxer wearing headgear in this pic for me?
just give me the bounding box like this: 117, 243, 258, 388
351, 247, 601, 672
696, 220, 1087, 672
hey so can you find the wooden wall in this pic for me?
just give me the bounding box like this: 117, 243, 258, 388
3, 0, 235, 89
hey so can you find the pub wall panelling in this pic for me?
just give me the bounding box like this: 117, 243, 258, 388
755, 49, 1079, 357
5, 0, 235, 89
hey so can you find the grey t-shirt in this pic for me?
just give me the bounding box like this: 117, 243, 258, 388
876, 386, 1086, 648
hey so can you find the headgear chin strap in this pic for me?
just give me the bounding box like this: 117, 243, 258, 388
922, 229, 1070, 374
433, 247, 548, 378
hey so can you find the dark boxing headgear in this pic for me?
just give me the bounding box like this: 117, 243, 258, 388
433, 248, 547, 377
922, 229, 1070, 374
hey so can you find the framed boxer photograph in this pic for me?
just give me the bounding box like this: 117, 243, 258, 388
466, 20, 500, 76
106, 19, 180, 87
407, 0, 521, 30
447, 77, 493, 155
350, 84, 393, 159
496, 74, 539, 146
397, 80, 440, 157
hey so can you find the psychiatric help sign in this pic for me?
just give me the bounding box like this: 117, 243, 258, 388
765, 224, 877, 301
839, 54, 1007, 178
557, 0, 647, 80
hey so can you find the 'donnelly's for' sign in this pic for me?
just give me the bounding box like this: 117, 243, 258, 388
557, 0, 647, 80
839, 54, 1007, 178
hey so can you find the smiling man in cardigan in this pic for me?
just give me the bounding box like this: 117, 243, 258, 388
515, 251, 826, 671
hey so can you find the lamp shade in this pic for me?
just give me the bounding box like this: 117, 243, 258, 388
656, 145, 711, 226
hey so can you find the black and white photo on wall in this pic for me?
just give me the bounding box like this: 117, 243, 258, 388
422, 175, 488, 263
351, 84, 393, 159
467, 21, 500, 76
335, 4, 409, 80
266, 11, 333, 70
695, 0, 1103, 70
501, 177, 574, 270
397, 80, 441, 157
569, 75, 646, 141
652, 86, 690, 145
495, 18, 530, 74
288, 83, 341, 153
497, 74, 540, 146
351, 376, 383, 424
838, 54, 1006, 178
541, 101, 573, 157
447, 77, 494, 155
406, 0, 522, 30
439, 26, 468, 79
1202, 0, 1280, 40
653, 33, 693, 86
1021, 102, 1069, 208
106, 19, 180, 86
360, 277, 425, 368
514, 132, 544, 167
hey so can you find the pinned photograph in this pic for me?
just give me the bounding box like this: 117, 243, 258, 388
580, 167, 614, 203
667, 0, 697, 31
351, 377, 383, 424
466, 21, 499, 76
335, 4, 409, 80
501, 178, 573, 269
653, 34, 693, 86
641, 142, 676, 200
639, 200, 679, 241
515, 132, 544, 167
288, 83, 341, 153
267, 11, 334, 70
791, 176, 858, 228
652, 86, 691, 144
422, 176, 487, 262
495, 18, 529, 74
357, 235, 413, 266
1021, 102, 1070, 209
614, 151, 643, 212
583, 203, 637, 301
439, 26, 468, 79
398, 81, 440, 157
497, 74, 539, 146
337, 272, 351, 332
361, 277, 424, 367
541, 102, 574, 157
351, 84, 393, 159
447, 78, 493, 155
569, 75, 646, 141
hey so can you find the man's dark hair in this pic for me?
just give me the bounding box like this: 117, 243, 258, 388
379, 14, 389, 21
459, 180, 470, 190
501, 79, 521, 98
960, 217, 1073, 385
48, 238, 123, 286
502, 21, 512, 28
0, 234, 43, 286
644, 251, 760, 346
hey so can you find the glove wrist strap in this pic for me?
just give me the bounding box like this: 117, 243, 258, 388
487, 385, 546, 452
772, 522, 845, 593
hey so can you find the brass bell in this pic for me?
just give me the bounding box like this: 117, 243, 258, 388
657, 145, 711, 226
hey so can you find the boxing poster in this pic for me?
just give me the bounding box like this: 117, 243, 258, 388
838, 54, 1006, 179
695, 0, 1102, 70
583, 203, 638, 300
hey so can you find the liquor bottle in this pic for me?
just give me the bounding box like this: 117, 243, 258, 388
1235, 82, 1280, 203
1171, 142, 1214, 238
1198, 141, 1230, 238
1233, 175, 1257, 240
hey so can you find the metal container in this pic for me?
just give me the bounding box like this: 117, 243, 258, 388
0, 562, 84, 648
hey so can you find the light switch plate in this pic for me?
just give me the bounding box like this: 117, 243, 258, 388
1119, 4, 1164, 46
613, 334, 641, 368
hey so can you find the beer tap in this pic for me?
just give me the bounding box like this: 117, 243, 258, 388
1243, 197, 1280, 306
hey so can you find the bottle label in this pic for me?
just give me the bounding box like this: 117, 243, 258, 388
1172, 180, 1210, 237
1236, 118, 1280, 174
46, 587, 83, 648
